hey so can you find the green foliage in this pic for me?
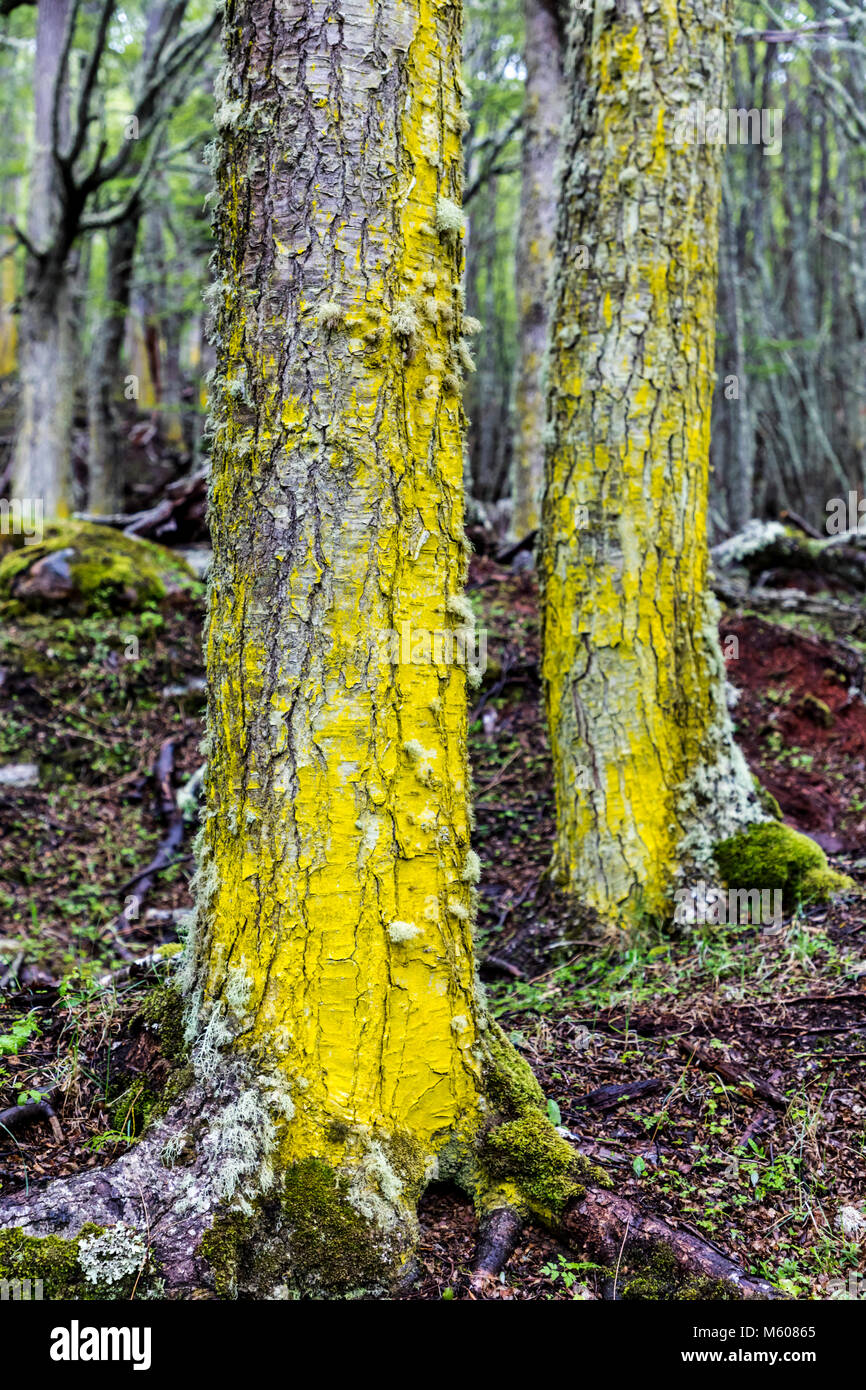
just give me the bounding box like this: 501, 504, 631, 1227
0, 1011, 40, 1056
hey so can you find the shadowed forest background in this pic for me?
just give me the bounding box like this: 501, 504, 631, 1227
0, 0, 866, 1307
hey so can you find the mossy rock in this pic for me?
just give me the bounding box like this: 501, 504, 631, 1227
714, 821, 855, 912
0, 521, 198, 616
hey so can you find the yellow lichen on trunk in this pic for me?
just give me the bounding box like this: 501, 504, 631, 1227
188, 0, 487, 1211
539, 0, 761, 926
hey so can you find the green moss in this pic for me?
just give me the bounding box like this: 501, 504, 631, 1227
0, 521, 198, 616
0, 1224, 159, 1299
753, 777, 782, 821
199, 1158, 396, 1297
280, 1158, 394, 1294
477, 1022, 611, 1212
139, 982, 188, 1063
481, 1020, 546, 1118
797, 693, 833, 728
198, 1210, 254, 1299
714, 821, 855, 911
619, 1244, 739, 1300
481, 1111, 608, 1215
107, 986, 193, 1140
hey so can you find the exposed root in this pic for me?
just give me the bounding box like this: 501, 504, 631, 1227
561, 1184, 777, 1300
470, 1205, 524, 1290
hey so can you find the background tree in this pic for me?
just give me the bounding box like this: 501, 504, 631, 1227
704, 1, 866, 533
462, 0, 523, 508
3, 0, 218, 518
539, 0, 766, 926
509, 0, 564, 539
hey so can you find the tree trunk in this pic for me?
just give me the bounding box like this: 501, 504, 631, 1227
13, 263, 77, 519
11, 0, 77, 520
87, 210, 142, 514
0, 0, 567, 1298
539, 0, 763, 926
86, 1, 178, 513
510, 0, 564, 539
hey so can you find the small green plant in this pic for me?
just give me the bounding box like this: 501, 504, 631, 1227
0, 1012, 41, 1055
540, 1255, 602, 1297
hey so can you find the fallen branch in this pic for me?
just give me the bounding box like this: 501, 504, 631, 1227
0, 1092, 64, 1143
736, 1109, 778, 1149
578, 1078, 664, 1112
678, 1038, 787, 1110
103, 738, 186, 959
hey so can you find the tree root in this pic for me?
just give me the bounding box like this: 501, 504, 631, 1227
0, 1093, 64, 1143
470, 1206, 524, 1290
467, 1181, 778, 1300
559, 1184, 777, 1299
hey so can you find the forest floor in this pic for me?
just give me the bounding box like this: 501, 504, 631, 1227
1, 546, 865, 1300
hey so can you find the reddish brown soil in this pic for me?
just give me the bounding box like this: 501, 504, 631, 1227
721, 614, 866, 852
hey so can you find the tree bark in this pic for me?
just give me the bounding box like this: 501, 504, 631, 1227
11, 0, 78, 519
539, 0, 763, 926
510, 0, 564, 539
0, 0, 562, 1299
86, 210, 142, 513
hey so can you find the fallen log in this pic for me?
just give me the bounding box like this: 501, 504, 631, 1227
75, 469, 208, 544
713, 576, 866, 644
712, 520, 866, 589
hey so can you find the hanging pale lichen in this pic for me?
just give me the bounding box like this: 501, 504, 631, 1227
539, 0, 764, 927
